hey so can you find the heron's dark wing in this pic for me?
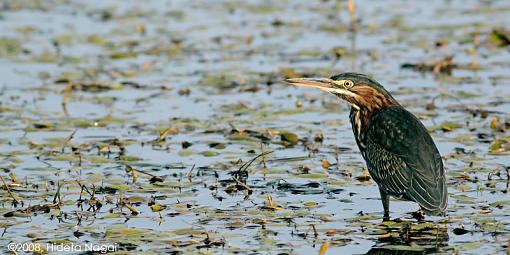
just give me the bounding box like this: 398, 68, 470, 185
365, 106, 447, 214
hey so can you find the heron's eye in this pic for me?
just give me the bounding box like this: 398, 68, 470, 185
344, 80, 354, 88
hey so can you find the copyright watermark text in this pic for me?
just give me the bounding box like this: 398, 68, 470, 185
8, 242, 118, 253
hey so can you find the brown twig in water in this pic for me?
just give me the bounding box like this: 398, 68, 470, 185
236, 151, 274, 176
76, 180, 94, 197
61, 129, 78, 153
131, 167, 138, 184
507, 237, 510, 255
126, 167, 156, 177
319, 241, 330, 255
348, 0, 357, 32
8, 172, 18, 184
123, 202, 139, 215
232, 177, 252, 191
187, 164, 195, 182
52, 182, 62, 204
0, 175, 18, 203
118, 193, 139, 215
157, 127, 178, 142
233, 151, 273, 182
61, 81, 73, 117
260, 143, 268, 177
262, 194, 283, 210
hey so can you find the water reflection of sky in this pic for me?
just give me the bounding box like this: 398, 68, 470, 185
0, 0, 510, 254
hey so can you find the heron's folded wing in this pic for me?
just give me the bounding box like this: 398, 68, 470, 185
366, 106, 447, 214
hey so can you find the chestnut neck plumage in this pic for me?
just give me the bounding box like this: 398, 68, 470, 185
348, 86, 398, 126
346, 85, 398, 150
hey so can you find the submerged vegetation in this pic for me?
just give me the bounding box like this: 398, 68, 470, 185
0, 0, 510, 254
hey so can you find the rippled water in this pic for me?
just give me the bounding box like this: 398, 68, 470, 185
0, 0, 510, 254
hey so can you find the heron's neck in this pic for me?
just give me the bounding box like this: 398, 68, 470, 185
347, 86, 399, 118
349, 107, 368, 150
351, 106, 381, 131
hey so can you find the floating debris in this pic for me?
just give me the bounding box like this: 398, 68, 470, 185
401, 56, 457, 74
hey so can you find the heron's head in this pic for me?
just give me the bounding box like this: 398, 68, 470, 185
286, 72, 398, 111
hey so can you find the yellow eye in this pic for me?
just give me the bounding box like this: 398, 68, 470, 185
344, 80, 354, 88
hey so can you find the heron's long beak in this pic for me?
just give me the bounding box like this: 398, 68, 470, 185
285, 77, 360, 109
285, 78, 336, 93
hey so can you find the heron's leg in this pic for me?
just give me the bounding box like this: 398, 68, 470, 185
412, 206, 425, 222
379, 188, 390, 221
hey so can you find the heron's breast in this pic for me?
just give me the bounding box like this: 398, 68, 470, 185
350, 109, 369, 151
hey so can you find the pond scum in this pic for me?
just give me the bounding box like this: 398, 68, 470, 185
0, 0, 510, 254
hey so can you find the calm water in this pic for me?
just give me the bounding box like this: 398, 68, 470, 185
0, 0, 510, 254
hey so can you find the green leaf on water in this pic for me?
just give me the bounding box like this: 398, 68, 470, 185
411, 222, 435, 231
489, 29, 510, 47
280, 131, 298, 145
4, 211, 31, 218
126, 196, 148, 203
297, 173, 328, 179
0, 37, 23, 57
209, 142, 226, 149
381, 220, 398, 226
110, 51, 138, 59
178, 149, 194, 157
106, 184, 132, 191
118, 155, 143, 161
489, 201, 510, 208
105, 229, 150, 237
103, 214, 122, 219
173, 228, 207, 236
381, 244, 429, 252
454, 241, 483, 251
201, 151, 219, 157
50, 155, 76, 161
345, 215, 378, 222
150, 204, 166, 212
440, 121, 462, 132
229, 133, 260, 142
456, 91, 479, 98
87, 155, 110, 164
32, 122, 54, 129
303, 202, 319, 207
456, 184, 472, 192
74, 120, 95, 128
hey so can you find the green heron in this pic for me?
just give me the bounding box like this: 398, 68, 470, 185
286, 73, 447, 220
